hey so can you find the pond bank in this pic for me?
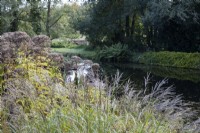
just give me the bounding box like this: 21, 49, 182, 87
102, 63, 200, 102
53, 48, 200, 70
136, 51, 200, 70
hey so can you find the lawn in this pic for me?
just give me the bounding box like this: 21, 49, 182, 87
52, 47, 96, 59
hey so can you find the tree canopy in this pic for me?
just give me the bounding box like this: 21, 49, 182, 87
74, 0, 200, 52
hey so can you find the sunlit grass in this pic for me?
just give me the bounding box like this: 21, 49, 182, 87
52, 47, 96, 59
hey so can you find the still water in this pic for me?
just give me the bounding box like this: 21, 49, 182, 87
101, 63, 200, 111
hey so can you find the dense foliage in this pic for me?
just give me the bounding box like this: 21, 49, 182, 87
1, 0, 199, 52
75, 0, 200, 52
96, 43, 132, 62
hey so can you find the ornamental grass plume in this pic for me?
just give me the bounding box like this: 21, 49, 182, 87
1, 65, 199, 132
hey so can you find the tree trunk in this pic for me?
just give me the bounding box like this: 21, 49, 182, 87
46, 0, 51, 37
10, 10, 18, 32
0, 0, 1, 16
131, 14, 135, 36
125, 15, 130, 37
30, 0, 41, 34
146, 26, 151, 49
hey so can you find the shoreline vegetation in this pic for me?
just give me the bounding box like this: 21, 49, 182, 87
138, 52, 200, 70
52, 44, 200, 70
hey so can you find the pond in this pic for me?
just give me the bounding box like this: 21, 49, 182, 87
101, 63, 200, 114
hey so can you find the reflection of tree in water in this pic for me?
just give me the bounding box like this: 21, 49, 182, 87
102, 63, 200, 102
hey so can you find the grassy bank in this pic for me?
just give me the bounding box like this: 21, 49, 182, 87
53, 46, 200, 70
51, 39, 200, 69
52, 47, 96, 60
138, 51, 200, 69
51, 38, 95, 59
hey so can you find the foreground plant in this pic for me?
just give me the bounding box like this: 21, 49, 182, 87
0, 53, 200, 133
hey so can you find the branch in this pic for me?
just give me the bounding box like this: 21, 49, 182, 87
49, 15, 63, 28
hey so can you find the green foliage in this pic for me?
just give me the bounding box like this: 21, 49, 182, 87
51, 38, 77, 48
139, 51, 200, 69
0, 1, 81, 39
49, 4, 81, 39
75, 0, 200, 52
143, 0, 200, 52
0, 51, 64, 130
0, 0, 23, 33
96, 43, 132, 62
18, 21, 36, 37
28, 0, 42, 34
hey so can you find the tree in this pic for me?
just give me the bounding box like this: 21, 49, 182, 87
0, 0, 24, 33
27, 0, 42, 34
45, 0, 62, 37
143, 0, 200, 51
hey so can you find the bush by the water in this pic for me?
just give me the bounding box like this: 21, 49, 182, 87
96, 43, 132, 62
139, 51, 200, 69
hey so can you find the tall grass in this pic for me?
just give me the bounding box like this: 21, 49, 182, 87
3, 76, 200, 132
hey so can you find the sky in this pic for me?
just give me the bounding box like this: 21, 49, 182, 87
62, 0, 87, 5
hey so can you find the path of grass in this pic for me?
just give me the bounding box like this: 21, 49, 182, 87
52, 47, 96, 59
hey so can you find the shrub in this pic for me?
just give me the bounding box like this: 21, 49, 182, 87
51, 38, 77, 48
0, 51, 64, 130
96, 43, 132, 62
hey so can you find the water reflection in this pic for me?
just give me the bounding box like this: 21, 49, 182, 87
102, 63, 200, 102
